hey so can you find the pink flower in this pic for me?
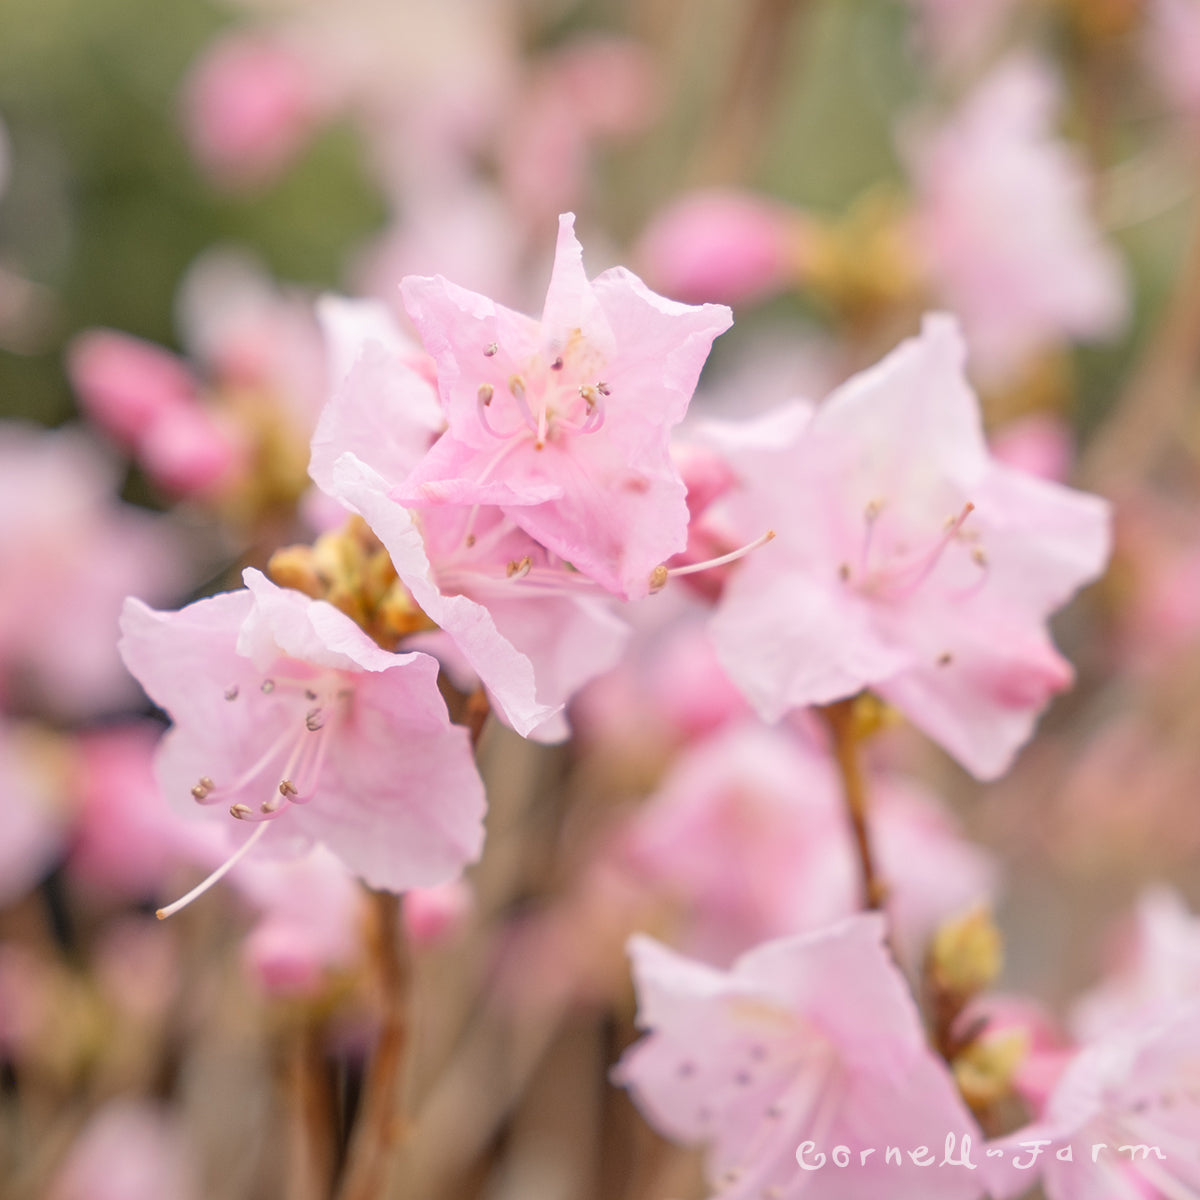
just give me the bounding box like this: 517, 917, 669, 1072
615, 915, 985, 1200
67, 329, 236, 496
47, 1099, 200, 1200
908, 59, 1127, 380
704, 315, 1111, 780
311, 298, 630, 741
118, 569, 486, 898
0, 423, 186, 718
182, 33, 330, 190
330, 455, 629, 741
989, 1007, 1200, 1200
636, 189, 809, 306
618, 721, 996, 969
233, 844, 366, 996
396, 212, 733, 599
1071, 888, 1200, 1041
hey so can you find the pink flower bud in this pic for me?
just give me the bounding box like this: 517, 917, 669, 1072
637, 190, 807, 305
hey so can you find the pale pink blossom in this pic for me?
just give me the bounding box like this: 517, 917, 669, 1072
69, 251, 326, 505
0, 423, 186, 717
908, 59, 1127, 380
989, 1007, 1200, 1200
47, 1099, 200, 1200
396, 212, 733, 599
618, 722, 997, 969
118, 568, 486, 896
312, 295, 631, 741
403, 878, 473, 947
330, 454, 628, 741
703, 315, 1111, 780
637, 189, 809, 306
1072, 888, 1200, 1041
615, 915, 985, 1200
67, 329, 236, 496
233, 843, 366, 995
181, 32, 332, 190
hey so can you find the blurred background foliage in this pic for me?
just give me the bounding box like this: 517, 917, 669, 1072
0, 0, 1187, 437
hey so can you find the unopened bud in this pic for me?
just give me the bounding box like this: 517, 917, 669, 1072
929, 907, 1004, 1001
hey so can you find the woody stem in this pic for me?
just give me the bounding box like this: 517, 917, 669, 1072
336, 890, 411, 1200
821, 698, 886, 912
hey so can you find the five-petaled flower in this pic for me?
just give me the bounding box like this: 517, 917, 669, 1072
119, 569, 486, 906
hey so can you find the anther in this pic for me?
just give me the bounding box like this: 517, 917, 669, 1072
224, 686, 239, 701
508, 375, 527, 402
937, 651, 953, 667
191, 776, 215, 800
305, 708, 325, 732
972, 548, 988, 568
478, 383, 494, 406
305, 689, 317, 701
261, 679, 275, 694
483, 342, 498, 357
596, 380, 610, 396
550, 356, 564, 370
649, 564, 669, 593
230, 803, 253, 819
279, 779, 299, 797
506, 555, 533, 579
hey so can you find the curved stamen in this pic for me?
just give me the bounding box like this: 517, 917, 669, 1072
507, 375, 539, 437
156, 821, 271, 920
651, 530, 777, 592
477, 384, 527, 440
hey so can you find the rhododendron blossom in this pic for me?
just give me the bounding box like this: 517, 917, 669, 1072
312, 296, 630, 741
704, 315, 1111, 779
119, 569, 486, 901
908, 59, 1127, 379
616, 915, 985, 1200
396, 212, 733, 599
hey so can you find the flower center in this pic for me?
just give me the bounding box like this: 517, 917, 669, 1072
191, 674, 353, 824
839, 498, 987, 603
475, 332, 610, 451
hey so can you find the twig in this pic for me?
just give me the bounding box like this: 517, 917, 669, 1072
820, 698, 887, 911
336, 890, 411, 1200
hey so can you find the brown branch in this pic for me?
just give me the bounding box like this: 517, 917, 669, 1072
285, 1019, 336, 1200
336, 890, 411, 1200
820, 698, 887, 911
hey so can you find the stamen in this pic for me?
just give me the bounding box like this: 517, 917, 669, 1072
550, 356, 564, 371
651, 530, 777, 592
508, 374, 538, 435
305, 708, 325, 732
224, 686, 239, 702
867, 501, 976, 599
477, 386, 525, 440
279, 779, 299, 797
261, 679, 275, 694
483, 342, 498, 357
155, 821, 271, 919
506, 555, 533, 579
191, 776, 215, 801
